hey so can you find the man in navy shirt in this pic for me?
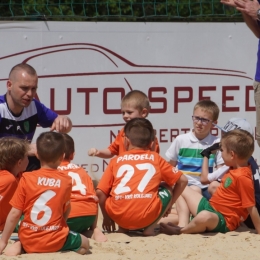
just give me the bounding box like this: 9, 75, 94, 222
2, 63, 72, 170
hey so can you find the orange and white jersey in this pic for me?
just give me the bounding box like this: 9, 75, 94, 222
0, 170, 19, 231
97, 149, 182, 229
108, 127, 160, 156
58, 161, 98, 217
10, 168, 72, 253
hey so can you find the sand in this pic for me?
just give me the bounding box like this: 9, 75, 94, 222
2, 214, 260, 260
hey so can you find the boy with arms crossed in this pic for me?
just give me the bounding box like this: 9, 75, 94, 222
96, 118, 187, 236
160, 129, 260, 235
0, 132, 89, 255
0, 137, 29, 231
164, 100, 224, 227
58, 133, 107, 242
88, 90, 159, 158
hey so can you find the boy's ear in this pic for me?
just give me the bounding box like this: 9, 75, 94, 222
141, 107, 149, 118
69, 152, 75, 160
35, 151, 39, 159
124, 136, 130, 151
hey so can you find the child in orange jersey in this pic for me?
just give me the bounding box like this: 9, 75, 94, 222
0, 137, 29, 231
58, 133, 107, 242
96, 118, 187, 236
160, 129, 260, 235
88, 90, 160, 158
0, 132, 89, 256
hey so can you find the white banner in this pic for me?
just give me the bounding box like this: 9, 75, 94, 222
0, 21, 258, 179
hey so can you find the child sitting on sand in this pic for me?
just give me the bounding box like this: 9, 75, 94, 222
0, 132, 89, 255
96, 118, 187, 236
58, 133, 107, 242
0, 137, 29, 231
160, 129, 260, 235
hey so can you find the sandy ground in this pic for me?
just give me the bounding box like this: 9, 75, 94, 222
2, 213, 260, 260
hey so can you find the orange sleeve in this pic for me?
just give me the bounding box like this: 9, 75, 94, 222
108, 128, 125, 156
10, 176, 26, 211
158, 156, 182, 186
97, 159, 115, 195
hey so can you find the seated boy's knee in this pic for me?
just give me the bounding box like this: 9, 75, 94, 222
196, 210, 217, 223
189, 185, 201, 194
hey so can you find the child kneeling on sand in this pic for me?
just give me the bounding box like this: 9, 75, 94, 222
58, 133, 107, 242
160, 129, 260, 235
0, 132, 89, 255
96, 118, 187, 236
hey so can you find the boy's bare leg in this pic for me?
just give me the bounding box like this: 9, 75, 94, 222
83, 215, 107, 242
160, 186, 204, 234
180, 211, 219, 234
75, 235, 89, 255
4, 241, 22, 256
158, 208, 179, 226
175, 196, 190, 227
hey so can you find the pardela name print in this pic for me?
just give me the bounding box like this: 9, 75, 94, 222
117, 154, 155, 163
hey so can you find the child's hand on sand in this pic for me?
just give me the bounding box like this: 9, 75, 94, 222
88, 148, 98, 156
102, 217, 116, 232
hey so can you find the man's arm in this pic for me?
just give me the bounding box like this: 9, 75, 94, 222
0, 208, 22, 253
222, 0, 260, 38
247, 206, 260, 233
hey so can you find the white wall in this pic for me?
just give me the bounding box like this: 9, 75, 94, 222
0, 21, 258, 179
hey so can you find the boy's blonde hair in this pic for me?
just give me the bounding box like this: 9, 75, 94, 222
193, 100, 219, 121
221, 129, 254, 161
121, 90, 150, 113
0, 137, 29, 172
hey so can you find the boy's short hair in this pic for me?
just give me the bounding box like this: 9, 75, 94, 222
221, 129, 254, 161
0, 137, 29, 172
62, 133, 75, 160
36, 132, 65, 163
124, 118, 154, 148
121, 90, 150, 112
193, 100, 219, 121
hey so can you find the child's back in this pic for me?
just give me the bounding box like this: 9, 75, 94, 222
58, 162, 97, 218
98, 149, 181, 229
12, 168, 72, 253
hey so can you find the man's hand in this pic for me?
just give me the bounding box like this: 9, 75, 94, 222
221, 0, 237, 8
50, 115, 72, 133
200, 143, 220, 159
234, 0, 260, 20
